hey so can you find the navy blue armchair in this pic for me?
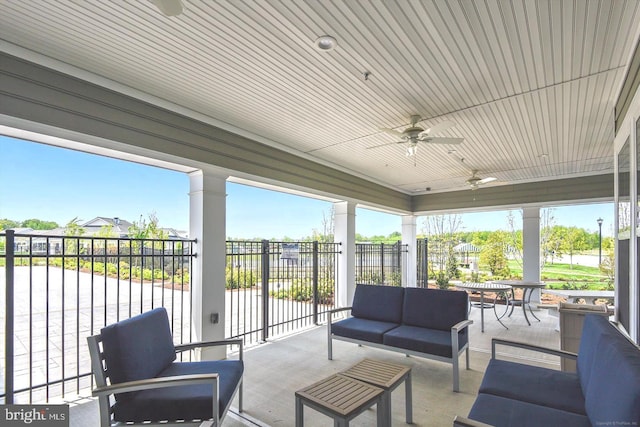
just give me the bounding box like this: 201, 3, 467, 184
87, 307, 243, 426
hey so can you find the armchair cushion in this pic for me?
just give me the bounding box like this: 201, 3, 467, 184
383, 325, 466, 358
351, 284, 405, 323
479, 359, 585, 415
100, 307, 176, 385
468, 393, 591, 427
112, 360, 244, 423
582, 316, 640, 425
331, 317, 399, 343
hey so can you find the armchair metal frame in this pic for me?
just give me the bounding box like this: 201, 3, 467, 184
88, 334, 243, 427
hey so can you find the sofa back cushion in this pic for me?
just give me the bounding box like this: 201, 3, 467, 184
101, 307, 176, 386
351, 284, 405, 324
402, 288, 468, 331
576, 314, 608, 393
580, 315, 640, 425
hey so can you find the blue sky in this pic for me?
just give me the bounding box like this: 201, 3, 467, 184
0, 136, 614, 238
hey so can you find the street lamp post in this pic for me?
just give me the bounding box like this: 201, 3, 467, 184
597, 218, 603, 265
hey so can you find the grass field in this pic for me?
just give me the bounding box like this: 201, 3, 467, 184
505, 260, 610, 290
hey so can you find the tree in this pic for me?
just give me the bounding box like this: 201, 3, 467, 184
312, 206, 334, 243
0, 219, 20, 230
446, 243, 459, 280
479, 231, 511, 277
422, 214, 462, 285
21, 218, 59, 230
64, 217, 85, 236
561, 226, 589, 269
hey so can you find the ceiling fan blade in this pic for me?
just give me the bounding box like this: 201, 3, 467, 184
366, 141, 404, 149
421, 137, 464, 145
423, 120, 456, 135
379, 128, 404, 138
478, 176, 497, 184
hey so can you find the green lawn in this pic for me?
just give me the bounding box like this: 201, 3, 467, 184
505, 260, 611, 290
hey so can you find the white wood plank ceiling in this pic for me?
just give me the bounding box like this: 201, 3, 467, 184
1, 0, 639, 194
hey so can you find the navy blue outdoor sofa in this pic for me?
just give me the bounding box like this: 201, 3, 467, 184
328, 284, 473, 392
87, 307, 244, 426
454, 314, 640, 427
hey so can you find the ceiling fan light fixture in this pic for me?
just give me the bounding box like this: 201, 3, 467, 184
315, 35, 337, 51
406, 144, 418, 157
150, 0, 183, 16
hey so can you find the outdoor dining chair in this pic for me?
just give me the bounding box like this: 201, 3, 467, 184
87, 307, 243, 426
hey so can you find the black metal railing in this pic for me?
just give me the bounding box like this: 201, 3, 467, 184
417, 238, 429, 287
225, 240, 341, 345
1, 232, 414, 404
355, 241, 407, 286
0, 230, 195, 404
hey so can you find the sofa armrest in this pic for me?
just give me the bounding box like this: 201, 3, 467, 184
175, 338, 243, 360
452, 319, 473, 332
328, 306, 352, 317
327, 306, 352, 326
92, 373, 218, 397
453, 415, 494, 427
491, 338, 577, 360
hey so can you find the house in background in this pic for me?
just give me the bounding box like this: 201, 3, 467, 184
81, 216, 133, 237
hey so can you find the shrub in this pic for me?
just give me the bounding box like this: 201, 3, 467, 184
225, 266, 259, 289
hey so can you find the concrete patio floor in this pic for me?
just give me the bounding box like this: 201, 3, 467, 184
68, 303, 564, 426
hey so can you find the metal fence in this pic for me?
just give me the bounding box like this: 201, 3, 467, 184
1, 232, 417, 404
355, 241, 408, 286
0, 230, 196, 404
225, 240, 341, 345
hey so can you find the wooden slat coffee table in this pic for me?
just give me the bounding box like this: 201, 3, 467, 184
341, 358, 412, 425
295, 373, 385, 426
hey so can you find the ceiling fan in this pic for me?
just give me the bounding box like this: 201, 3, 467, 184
368, 115, 464, 157
466, 170, 497, 190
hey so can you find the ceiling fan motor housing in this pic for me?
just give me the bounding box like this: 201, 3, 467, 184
403, 126, 425, 139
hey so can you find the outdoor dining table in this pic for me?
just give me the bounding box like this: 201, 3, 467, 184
455, 282, 512, 332
491, 280, 546, 326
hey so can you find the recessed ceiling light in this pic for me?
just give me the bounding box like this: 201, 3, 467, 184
315, 35, 337, 51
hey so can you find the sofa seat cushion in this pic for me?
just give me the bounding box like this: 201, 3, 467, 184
382, 325, 467, 358
479, 359, 585, 415
351, 284, 405, 323
113, 360, 244, 423
468, 393, 591, 427
581, 315, 640, 425
331, 317, 399, 343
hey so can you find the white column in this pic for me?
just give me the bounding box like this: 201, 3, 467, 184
189, 170, 228, 360
334, 201, 356, 307
522, 207, 541, 303
402, 215, 417, 287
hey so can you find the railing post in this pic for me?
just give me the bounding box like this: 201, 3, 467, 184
312, 241, 319, 325
380, 243, 385, 284
396, 240, 402, 280
261, 240, 270, 341
5, 229, 14, 404
423, 238, 429, 287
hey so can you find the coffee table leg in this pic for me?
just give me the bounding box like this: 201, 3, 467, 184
405, 372, 413, 424
376, 395, 387, 427
381, 393, 391, 427
295, 396, 303, 427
